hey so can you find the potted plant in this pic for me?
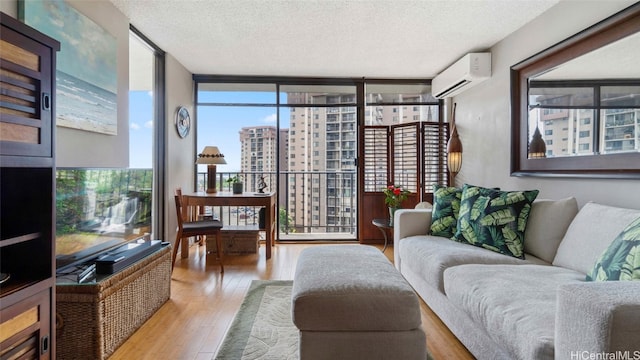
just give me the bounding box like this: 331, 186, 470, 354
226, 175, 244, 194
382, 185, 410, 225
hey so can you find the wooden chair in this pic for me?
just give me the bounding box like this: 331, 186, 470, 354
176, 187, 210, 246
173, 194, 224, 272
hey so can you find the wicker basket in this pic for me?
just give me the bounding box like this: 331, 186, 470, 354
207, 227, 259, 256
56, 246, 171, 360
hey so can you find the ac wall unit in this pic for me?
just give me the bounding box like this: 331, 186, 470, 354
432, 53, 491, 99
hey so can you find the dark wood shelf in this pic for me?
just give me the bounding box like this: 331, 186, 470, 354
0, 232, 41, 248
0, 276, 41, 298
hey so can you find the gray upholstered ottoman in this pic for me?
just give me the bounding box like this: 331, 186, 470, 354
292, 245, 426, 360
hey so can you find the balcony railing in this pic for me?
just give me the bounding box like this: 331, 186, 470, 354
196, 171, 357, 240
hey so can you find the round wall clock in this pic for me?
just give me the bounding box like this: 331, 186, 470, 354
175, 106, 191, 138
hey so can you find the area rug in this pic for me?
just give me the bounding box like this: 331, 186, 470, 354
214, 280, 298, 360
214, 280, 434, 360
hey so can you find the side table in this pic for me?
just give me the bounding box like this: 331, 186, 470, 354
372, 218, 393, 252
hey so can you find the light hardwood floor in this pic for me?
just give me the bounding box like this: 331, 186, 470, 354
109, 242, 474, 360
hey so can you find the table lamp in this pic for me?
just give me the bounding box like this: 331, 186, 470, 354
196, 146, 226, 193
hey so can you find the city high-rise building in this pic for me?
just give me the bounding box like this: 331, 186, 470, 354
285, 92, 434, 235
535, 93, 639, 157
238, 126, 288, 193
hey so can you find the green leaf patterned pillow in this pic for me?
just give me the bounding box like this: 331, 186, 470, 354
586, 216, 640, 281
452, 184, 539, 259
430, 185, 462, 238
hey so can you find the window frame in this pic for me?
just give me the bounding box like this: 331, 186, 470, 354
510, 3, 640, 179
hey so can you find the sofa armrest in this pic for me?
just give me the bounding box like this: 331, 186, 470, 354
393, 209, 432, 271
556, 281, 640, 358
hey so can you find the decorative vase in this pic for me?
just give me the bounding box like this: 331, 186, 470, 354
232, 182, 243, 194
389, 207, 398, 226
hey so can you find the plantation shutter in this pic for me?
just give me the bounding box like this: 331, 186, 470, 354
422, 122, 450, 200
363, 122, 448, 197
363, 126, 389, 192
391, 123, 420, 193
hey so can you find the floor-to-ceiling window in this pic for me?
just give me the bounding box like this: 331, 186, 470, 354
129, 27, 166, 239
194, 77, 445, 242
195, 79, 359, 240
280, 85, 358, 237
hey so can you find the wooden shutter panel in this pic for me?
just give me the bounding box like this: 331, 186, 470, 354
422, 122, 450, 199
391, 123, 420, 192
363, 126, 388, 192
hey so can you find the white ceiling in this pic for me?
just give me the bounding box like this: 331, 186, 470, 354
111, 0, 561, 79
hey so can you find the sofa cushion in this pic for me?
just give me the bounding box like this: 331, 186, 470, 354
553, 202, 640, 274
587, 216, 640, 281
452, 184, 539, 259
398, 235, 542, 293
430, 185, 462, 238
444, 264, 585, 360
524, 197, 579, 263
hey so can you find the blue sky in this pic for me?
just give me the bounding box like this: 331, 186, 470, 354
196, 92, 290, 173
129, 91, 153, 168
129, 91, 290, 171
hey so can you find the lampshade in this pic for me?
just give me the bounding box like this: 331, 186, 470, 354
447, 124, 463, 174
196, 146, 227, 165
196, 146, 226, 193
528, 126, 547, 159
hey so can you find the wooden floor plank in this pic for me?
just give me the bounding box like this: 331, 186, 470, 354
108, 242, 474, 360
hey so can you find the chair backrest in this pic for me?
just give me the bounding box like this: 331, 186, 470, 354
174, 194, 186, 231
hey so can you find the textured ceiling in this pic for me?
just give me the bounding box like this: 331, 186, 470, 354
111, 0, 561, 78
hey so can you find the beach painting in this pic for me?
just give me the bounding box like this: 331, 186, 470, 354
21, 0, 117, 135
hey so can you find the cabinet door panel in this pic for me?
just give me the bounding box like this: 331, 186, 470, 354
0, 25, 53, 157
0, 290, 51, 360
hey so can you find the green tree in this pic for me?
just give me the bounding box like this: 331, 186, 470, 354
279, 208, 295, 233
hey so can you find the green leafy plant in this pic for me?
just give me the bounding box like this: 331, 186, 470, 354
279, 207, 296, 233
225, 175, 243, 184
383, 185, 410, 208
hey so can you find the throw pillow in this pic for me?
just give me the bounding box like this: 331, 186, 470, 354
452, 184, 539, 259
586, 216, 640, 281
430, 185, 462, 238
523, 197, 579, 263
552, 202, 640, 274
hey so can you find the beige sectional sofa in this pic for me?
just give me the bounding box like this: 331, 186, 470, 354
394, 197, 640, 360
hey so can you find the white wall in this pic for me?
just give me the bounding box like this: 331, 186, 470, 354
452, 0, 640, 210
165, 54, 195, 242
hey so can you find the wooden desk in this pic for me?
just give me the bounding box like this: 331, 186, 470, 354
182, 192, 276, 260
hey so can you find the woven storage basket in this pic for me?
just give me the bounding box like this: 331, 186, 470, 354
56, 246, 171, 360
206, 227, 259, 256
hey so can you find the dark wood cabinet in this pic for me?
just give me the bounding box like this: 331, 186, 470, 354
1, 12, 59, 360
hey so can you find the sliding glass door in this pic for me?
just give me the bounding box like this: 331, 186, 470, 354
194, 78, 446, 243
195, 81, 358, 240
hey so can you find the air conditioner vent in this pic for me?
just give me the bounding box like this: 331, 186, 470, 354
432, 53, 491, 99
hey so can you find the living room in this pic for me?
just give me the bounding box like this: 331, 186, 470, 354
1, 0, 639, 359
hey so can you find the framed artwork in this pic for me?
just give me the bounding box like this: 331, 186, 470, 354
20, 0, 117, 135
